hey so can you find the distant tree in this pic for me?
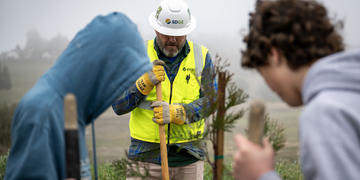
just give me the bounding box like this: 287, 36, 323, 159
21, 29, 69, 61
14, 44, 23, 59
0, 62, 12, 90
45, 34, 69, 60
2, 64, 11, 90
0, 29, 69, 61
0, 63, 3, 89
47, 34, 69, 52
23, 29, 45, 60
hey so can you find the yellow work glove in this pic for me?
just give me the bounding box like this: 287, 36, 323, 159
151, 101, 186, 125
136, 60, 165, 95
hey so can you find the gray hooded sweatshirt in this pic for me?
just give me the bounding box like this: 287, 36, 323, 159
261, 49, 360, 180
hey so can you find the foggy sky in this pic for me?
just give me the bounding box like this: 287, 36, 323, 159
1, 0, 359, 54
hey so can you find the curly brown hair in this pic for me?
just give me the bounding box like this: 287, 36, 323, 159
241, 0, 344, 70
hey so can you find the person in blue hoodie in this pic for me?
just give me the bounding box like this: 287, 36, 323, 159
4, 12, 152, 179
232, 0, 360, 180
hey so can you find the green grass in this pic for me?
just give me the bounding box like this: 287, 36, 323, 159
0, 152, 8, 180
95, 161, 127, 180
276, 159, 304, 180
0, 152, 303, 180
90, 156, 303, 180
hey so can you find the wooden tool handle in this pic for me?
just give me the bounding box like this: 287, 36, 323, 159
248, 100, 265, 145
64, 94, 81, 180
156, 84, 169, 180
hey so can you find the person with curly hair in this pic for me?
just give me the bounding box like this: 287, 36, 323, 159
233, 0, 360, 179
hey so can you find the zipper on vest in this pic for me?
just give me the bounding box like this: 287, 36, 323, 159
167, 81, 174, 145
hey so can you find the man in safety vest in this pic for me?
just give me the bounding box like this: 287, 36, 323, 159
112, 0, 216, 179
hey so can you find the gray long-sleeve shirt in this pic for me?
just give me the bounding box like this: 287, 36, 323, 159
261, 49, 360, 180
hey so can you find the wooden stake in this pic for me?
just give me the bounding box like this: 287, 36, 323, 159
248, 100, 265, 145
215, 72, 226, 180
64, 94, 81, 180
156, 83, 169, 180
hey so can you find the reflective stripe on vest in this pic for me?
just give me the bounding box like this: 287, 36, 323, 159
129, 40, 208, 143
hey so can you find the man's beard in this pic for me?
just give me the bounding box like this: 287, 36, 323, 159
161, 46, 182, 57
157, 38, 184, 58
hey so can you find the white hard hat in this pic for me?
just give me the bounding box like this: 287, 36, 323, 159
149, 0, 196, 36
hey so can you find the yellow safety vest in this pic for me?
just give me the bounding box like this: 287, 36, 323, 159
130, 40, 208, 144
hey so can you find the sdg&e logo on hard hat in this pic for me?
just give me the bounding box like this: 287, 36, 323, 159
165, 18, 184, 25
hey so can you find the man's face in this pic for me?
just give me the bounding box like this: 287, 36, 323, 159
257, 53, 303, 107
155, 31, 186, 57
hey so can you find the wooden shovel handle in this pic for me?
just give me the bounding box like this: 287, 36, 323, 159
156, 84, 169, 180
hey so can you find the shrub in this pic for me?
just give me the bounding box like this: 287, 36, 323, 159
95, 159, 147, 180
276, 159, 303, 180
0, 103, 16, 155
263, 114, 287, 152
0, 152, 9, 180
97, 161, 124, 180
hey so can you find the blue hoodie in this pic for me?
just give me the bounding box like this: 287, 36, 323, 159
260, 49, 360, 180
5, 12, 151, 179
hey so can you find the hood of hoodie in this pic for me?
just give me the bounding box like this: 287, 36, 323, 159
43, 12, 151, 124
302, 49, 360, 104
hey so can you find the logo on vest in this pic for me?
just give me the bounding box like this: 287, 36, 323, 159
183, 67, 195, 73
